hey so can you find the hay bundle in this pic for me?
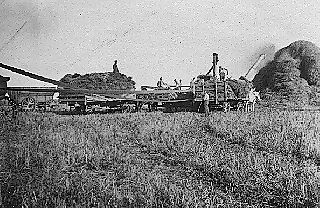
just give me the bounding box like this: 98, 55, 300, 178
253, 40, 320, 107
273, 79, 309, 93
274, 60, 300, 73
252, 61, 275, 91
227, 79, 252, 98
272, 67, 300, 84
272, 60, 301, 84
274, 40, 320, 86
309, 86, 320, 105
60, 72, 135, 91
300, 56, 320, 86
194, 79, 237, 99
261, 90, 309, 108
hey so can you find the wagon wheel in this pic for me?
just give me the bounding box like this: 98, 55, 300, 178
244, 101, 250, 112
46, 99, 54, 106
223, 102, 231, 112
21, 97, 36, 111
46, 99, 57, 111
122, 104, 133, 113
236, 102, 244, 112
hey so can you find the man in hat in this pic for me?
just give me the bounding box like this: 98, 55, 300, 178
203, 91, 210, 116
174, 79, 179, 89
219, 66, 228, 81
190, 77, 196, 95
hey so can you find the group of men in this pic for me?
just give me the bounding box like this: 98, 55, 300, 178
206, 66, 229, 81
157, 77, 182, 90
155, 64, 258, 116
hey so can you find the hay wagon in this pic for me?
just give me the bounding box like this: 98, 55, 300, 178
133, 78, 250, 113
133, 53, 256, 113
192, 76, 249, 112
58, 90, 137, 113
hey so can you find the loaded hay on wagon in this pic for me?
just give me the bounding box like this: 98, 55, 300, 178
60, 72, 135, 91
58, 70, 136, 111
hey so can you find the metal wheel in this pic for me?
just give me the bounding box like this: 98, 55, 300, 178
171, 105, 177, 113
46, 99, 58, 111
236, 102, 244, 112
223, 102, 230, 112
122, 104, 134, 113
21, 97, 36, 111
247, 102, 255, 112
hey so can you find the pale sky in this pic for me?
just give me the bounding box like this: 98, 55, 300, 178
1, 0, 320, 89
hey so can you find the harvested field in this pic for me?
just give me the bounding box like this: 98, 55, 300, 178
1, 110, 320, 207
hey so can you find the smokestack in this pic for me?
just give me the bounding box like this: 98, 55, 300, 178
212, 53, 219, 80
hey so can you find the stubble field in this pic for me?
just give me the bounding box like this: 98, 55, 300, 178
1, 109, 320, 207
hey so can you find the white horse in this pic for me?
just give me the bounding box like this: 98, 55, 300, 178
247, 89, 260, 112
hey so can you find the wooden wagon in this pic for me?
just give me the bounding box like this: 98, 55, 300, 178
7, 87, 56, 111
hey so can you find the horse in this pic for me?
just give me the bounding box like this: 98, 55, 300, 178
247, 89, 260, 112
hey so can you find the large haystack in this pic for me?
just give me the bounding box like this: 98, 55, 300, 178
274, 41, 320, 86
253, 40, 320, 107
60, 72, 135, 91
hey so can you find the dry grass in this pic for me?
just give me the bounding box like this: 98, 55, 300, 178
1, 110, 320, 207
60, 72, 135, 91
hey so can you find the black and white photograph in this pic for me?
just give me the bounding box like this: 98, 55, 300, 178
1, 0, 320, 207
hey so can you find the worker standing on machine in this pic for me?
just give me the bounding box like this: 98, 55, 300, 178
219, 66, 228, 81
157, 77, 165, 88
174, 79, 179, 89
75, 102, 81, 112
190, 77, 196, 95
203, 91, 210, 116
113, 60, 119, 73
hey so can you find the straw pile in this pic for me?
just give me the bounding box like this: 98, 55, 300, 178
253, 40, 320, 107
227, 79, 252, 99
309, 86, 320, 106
194, 76, 250, 99
60, 72, 135, 91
